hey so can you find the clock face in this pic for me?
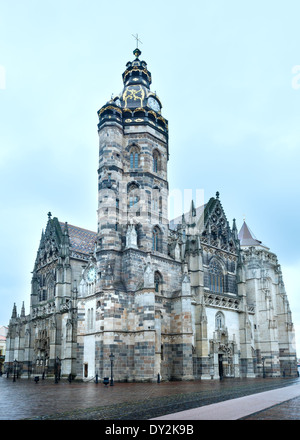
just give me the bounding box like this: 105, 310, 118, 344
148, 96, 160, 112
87, 267, 96, 283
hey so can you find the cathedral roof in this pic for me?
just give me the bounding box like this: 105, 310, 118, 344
238, 221, 268, 248
59, 222, 96, 255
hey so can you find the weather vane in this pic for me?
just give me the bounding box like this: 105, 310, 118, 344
132, 33, 143, 48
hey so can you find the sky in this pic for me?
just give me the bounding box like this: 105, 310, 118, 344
0, 0, 299, 353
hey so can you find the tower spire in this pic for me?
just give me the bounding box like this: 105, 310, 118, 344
190, 199, 196, 217
11, 303, 17, 319
238, 221, 264, 247
21, 301, 25, 318
232, 218, 238, 241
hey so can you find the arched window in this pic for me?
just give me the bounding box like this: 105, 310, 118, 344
215, 311, 225, 330
209, 260, 224, 293
46, 274, 55, 299
153, 150, 160, 173
154, 271, 163, 293
152, 226, 161, 252
130, 146, 139, 169
153, 155, 158, 172
127, 182, 140, 211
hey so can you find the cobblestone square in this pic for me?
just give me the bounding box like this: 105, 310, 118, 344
1, 376, 299, 420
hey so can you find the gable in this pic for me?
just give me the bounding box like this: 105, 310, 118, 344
34, 215, 97, 271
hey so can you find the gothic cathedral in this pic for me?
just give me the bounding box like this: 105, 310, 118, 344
5, 48, 297, 381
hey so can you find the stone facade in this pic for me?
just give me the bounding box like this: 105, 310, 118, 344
4, 48, 297, 381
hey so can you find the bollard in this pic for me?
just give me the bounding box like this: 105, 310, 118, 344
34, 376, 39, 384
103, 377, 109, 386
157, 373, 160, 383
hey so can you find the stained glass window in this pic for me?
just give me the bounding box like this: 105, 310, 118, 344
209, 260, 223, 293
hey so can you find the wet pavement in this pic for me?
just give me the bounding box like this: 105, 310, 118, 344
152, 383, 300, 420
242, 395, 300, 420
1, 375, 300, 420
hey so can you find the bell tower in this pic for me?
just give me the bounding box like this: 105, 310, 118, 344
96, 47, 169, 289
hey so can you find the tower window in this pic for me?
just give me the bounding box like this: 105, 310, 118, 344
153, 156, 158, 172
152, 226, 162, 252
127, 182, 140, 218
153, 150, 161, 173
130, 147, 139, 169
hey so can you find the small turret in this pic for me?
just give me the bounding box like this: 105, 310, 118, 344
232, 218, 238, 242
21, 301, 25, 318
61, 222, 70, 259
238, 221, 268, 248
11, 303, 17, 319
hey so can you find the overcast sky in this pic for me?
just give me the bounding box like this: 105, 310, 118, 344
1, 0, 299, 353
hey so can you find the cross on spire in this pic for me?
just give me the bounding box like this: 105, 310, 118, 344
132, 33, 142, 48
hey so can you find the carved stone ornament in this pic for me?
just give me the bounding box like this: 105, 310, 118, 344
144, 255, 154, 288
126, 224, 138, 249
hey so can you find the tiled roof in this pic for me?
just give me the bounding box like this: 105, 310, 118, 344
238, 221, 267, 248
59, 222, 97, 255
